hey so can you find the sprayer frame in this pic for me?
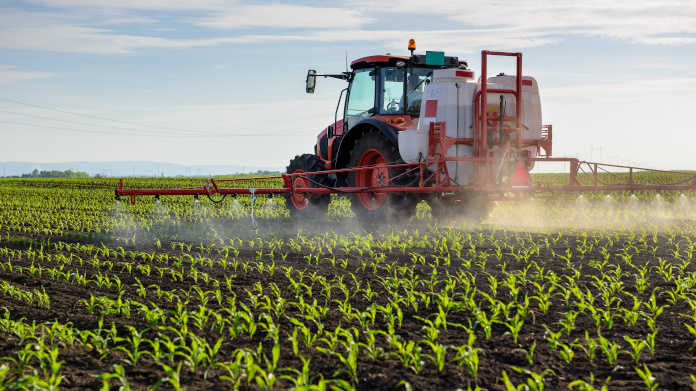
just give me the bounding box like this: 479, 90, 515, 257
115, 157, 696, 205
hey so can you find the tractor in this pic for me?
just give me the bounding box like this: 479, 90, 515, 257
288, 40, 467, 219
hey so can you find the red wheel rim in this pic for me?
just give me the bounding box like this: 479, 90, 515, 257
290, 169, 310, 210
355, 148, 389, 210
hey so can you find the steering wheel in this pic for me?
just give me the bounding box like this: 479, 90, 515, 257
387, 100, 400, 113
357, 111, 371, 121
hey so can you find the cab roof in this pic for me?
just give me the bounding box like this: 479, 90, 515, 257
350, 54, 467, 70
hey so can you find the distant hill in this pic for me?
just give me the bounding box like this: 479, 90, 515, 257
0, 161, 283, 178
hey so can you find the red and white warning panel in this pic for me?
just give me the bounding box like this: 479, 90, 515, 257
510, 161, 532, 188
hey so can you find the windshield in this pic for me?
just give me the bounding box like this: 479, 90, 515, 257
379, 67, 433, 116
345, 68, 376, 129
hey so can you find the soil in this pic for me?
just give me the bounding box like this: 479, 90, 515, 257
0, 219, 695, 390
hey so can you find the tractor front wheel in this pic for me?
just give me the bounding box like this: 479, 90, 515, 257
346, 130, 417, 221
285, 154, 331, 218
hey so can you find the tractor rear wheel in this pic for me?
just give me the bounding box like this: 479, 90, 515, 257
285, 154, 331, 218
346, 130, 417, 221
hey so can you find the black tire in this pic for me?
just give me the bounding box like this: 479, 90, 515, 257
346, 130, 418, 221
285, 154, 331, 218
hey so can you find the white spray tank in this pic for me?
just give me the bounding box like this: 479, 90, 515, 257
398, 68, 477, 185
483, 75, 542, 169
398, 70, 544, 182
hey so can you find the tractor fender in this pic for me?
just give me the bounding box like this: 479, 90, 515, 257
334, 118, 399, 170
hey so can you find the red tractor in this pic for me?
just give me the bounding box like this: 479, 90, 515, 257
288, 40, 466, 219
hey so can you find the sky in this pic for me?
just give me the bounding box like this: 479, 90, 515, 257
0, 0, 695, 172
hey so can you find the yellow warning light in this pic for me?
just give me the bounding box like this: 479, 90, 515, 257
408, 39, 416, 51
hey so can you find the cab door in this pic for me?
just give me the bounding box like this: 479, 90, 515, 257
344, 68, 376, 130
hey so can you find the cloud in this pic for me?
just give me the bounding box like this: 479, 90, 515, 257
345, 0, 696, 46
23, 0, 232, 11
207, 28, 562, 55
2, 0, 694, 56
99, 17, 159, 25
0, 27, 213, 54
24, 0, 375, 30
0, 4, 374, 54
189, 3, 373, 29
543, 78, 696, 99
636, 62, 692, 70
0, 65, 54, 83
0, 11, 230, 54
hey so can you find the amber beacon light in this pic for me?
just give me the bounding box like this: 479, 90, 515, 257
408, 39, 416, 54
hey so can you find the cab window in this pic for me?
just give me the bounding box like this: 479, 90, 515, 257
378, 66, 432, 116
380, 67, 405, 114
405, 67, 432, 116
345, 68, 376, 129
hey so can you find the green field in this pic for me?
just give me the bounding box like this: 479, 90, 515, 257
0, 176, 695, 390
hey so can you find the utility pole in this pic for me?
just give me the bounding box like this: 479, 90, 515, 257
589, 146, 603, 163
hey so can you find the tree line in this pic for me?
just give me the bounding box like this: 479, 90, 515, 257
20, 169, 90, 178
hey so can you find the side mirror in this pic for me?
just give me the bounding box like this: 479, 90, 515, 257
306, 70, 317, 94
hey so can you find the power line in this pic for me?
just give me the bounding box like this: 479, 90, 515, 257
0, 109, 187, 136
0, 39, 306, 100
0, 119, 318, 137
0, 119, 170, 137
0, 97, 324, 137
4, 61, 300, 99
0, 97, 223, 135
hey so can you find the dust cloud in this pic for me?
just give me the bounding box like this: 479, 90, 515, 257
475, 194, 696, 232
103, 193, 696, 249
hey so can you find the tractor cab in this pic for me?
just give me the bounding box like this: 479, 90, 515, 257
345, 59, 435, 130
305, 41, 466, 170
288, 40, 467, 219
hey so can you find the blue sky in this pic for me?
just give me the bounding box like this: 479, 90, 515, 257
1, 0, 695, 171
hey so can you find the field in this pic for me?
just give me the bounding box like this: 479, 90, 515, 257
0, 176, 695, 390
